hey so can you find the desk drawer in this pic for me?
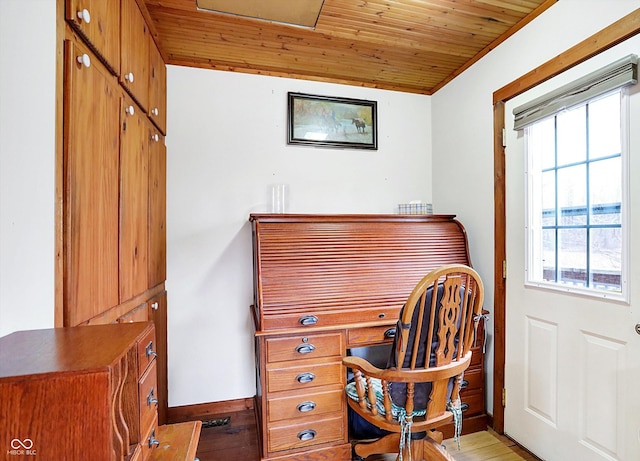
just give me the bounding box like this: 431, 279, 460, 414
137, 327, 157, 376
267, 413, 345, 453
139, 360, 158, 437
460, 391, 484, 417
348, 325, 396, 347
266, 332, 343, 363
267, 361, 343, 393
268, 387, 344, 423
461, 368, 483, 393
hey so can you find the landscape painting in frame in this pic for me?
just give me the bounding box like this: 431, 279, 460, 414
288, 92, 378, 149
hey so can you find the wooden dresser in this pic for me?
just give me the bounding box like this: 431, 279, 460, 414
0, 322, 200, 461
250, 214, 489, 461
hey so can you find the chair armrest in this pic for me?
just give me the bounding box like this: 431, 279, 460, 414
342, 355, 386, 378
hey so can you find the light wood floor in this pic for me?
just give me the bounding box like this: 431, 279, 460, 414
194, 409, 542, 461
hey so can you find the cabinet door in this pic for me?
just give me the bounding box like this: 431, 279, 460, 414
64, 40, 120, 325
148, 39, 167, 135
148, 128, 166, 288
66, 0, 120, 73
149, 290, 168, 425
121, 0, 150, 111
120, 98, 149, 302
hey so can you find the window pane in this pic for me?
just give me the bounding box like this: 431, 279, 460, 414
542, 228, 556, 282
589, 227, 622, 292
557, 164, 586, 225
558, 228, 586, 287
528, 117, 556, 169
589, 93, 621, 160
590, 157, 621, 225
541, 170, 555, 226
557, 105, 586, 166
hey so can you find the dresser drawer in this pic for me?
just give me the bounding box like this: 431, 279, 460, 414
139, 412, 159, 460
267, 361, 343, 393
266, 332, 343, 363
137, 327, 157, 376
460, 368, 483, 392
460, 391, 485, 417
347, 324, 396, 347
268, 387, 344, 423
139, 360, 158, 437
267, 413, 345, 453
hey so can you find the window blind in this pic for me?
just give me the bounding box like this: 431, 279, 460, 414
513, 54, 637, 130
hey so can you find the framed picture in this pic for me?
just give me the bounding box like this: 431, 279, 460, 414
287, 92, 378, 150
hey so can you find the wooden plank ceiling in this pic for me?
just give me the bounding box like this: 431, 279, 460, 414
143, 0, 557, 95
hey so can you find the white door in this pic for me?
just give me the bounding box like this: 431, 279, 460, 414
503, 45, 640, 461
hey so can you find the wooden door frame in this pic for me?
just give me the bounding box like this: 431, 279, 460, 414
491, 8, 640, 433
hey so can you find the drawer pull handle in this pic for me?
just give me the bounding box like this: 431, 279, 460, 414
147, 387, 159, 407
296, 401, 316, 413
299, 315, 318, 326
146, 341, 157, 358
296, 372, 315, 384
461, 402, 470, 412
460, 379, 469, 389
384, 328, 396, 338
295, 344, 315, 354
297, 429, 316, 441
148, 429, 160, 448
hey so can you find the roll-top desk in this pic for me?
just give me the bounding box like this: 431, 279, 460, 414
250, 214, 488, 461
0, 322, 201, 461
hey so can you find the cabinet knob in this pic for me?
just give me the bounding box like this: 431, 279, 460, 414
77, 8, 91, 24
296, 372, 315, 384
125, 105, 135, 116
151, 134, 159, 143
151, 301, 159, 310
147, 387, 159, 407
124, 72, 134, 83
76, 54, 91, 68
297, 429, 316, 441
148, 429, 160, 448
296, 401, 316, 413
152, 107, 159, 116
146, 341, 157, 358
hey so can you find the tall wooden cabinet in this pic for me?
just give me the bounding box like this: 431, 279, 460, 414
59, 0, 170, 427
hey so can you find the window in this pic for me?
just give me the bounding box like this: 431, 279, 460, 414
524, 90, 628, 298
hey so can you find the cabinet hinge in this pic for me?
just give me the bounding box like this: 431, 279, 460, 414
502, 260, 507, 279
502, 388, 507, 407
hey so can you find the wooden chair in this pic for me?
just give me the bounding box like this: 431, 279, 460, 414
343, 264, 485, 461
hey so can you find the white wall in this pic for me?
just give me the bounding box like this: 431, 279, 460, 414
431, 0, 640, 415
0, 0, 56, 336
166, 67, 432, 405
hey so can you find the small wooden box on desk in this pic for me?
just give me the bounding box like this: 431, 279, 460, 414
0, 322, 200, 460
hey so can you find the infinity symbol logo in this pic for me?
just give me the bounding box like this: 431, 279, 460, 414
10, 438, 33, 449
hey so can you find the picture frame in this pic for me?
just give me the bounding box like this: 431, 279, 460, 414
287, 92, 378, 150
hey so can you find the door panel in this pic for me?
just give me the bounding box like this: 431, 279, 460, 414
63, 39, 120, 325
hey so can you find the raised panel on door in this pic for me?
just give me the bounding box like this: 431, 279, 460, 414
63, 39, 120, 326
149, 290, 168, 425
148, 129, 166, 288
120, 0, 150, 111
120, 97, 149, 302
148, 39, 167, 135
65, 0, 120, 73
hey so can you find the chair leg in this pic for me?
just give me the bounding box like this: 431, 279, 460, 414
417, 435, 457, 461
